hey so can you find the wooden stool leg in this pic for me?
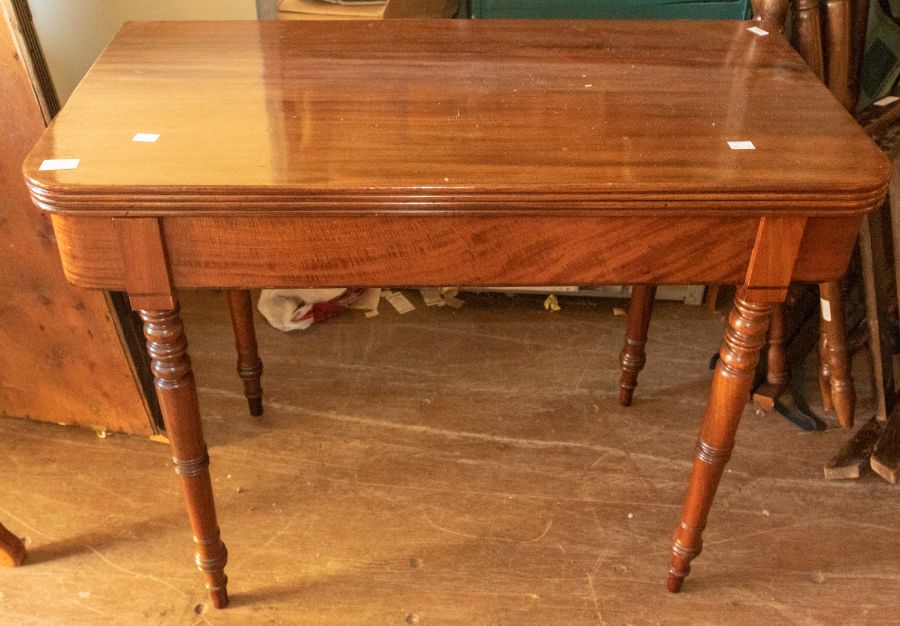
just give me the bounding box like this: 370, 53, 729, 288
819, 281, 854, 428
667, 292, 771, 592
141, 305, 229, 608
0, 522, 26, 567
619, 284, 657, 407
226, 289, 264, 416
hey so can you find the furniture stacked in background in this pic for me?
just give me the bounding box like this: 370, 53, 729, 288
468, 0, 882, 434
470, 0, 750, 19
618, 0, 900, 482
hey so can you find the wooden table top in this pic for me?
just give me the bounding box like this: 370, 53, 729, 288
24, 20, 889, 217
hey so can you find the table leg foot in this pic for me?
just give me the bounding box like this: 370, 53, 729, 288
226, 289, 264, 416
753, 302, 789, 412
666, 567, 687, 593
619, 285, 657, 407
141, 305, 230, 608
209, 585, 229, 609
0, 522, 26, 567
668, 292, 771, 592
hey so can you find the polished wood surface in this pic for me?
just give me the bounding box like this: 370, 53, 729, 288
23, 20, 890, 606
226, 289, 263, 416
818, 280, 854, 427
749, 0, 788, 31
792, 0, 825, 80
823, 0, 853, 110
848, 0, 868, 108
0, 3, 152, 434
140, 306, 229, 607
752, 301, 788, 411
668, 291, 772, 591
24, 21, 887, 214
46, 213, 866, 291
623, 0, 864, 420
619, 285, 656, 407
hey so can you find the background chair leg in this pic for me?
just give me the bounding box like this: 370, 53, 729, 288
0, 522, 26, 567
668, 291, 771, 592
226, 289, 264, 416
819, 281, 854, 428
619, 285, 657, 407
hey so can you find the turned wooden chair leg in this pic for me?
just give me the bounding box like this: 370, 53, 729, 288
0, 522, 27, 567
619, 284, 657, 407
752, 302, 789, 412
226, 289, 264, 416
819, 281, 854, 428
668, 291, 771, 592
141, 304, 229, 608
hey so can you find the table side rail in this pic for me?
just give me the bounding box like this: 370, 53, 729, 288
49, 214, 861, 290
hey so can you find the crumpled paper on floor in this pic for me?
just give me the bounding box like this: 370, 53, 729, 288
258, 288, 380, 331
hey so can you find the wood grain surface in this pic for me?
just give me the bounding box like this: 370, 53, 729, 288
0, 5, 151, 434
3, 292, 898, 623
17, 18, 895, 604
23, 20, 889, 216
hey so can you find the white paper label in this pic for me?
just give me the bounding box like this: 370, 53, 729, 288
747, 26, 768, 36
39, 158, 80, 171
820, 298, 832, 321
873, 95, 899, 107
728, 140, 756, 150
132, 132, 160, 142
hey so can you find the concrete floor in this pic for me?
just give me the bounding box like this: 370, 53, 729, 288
1, 290, 898, 625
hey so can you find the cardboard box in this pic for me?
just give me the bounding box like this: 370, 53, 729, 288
277, 0, 458, 20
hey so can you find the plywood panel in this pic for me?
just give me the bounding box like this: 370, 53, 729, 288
0, 4, 152, 434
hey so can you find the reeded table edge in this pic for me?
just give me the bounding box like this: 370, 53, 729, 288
24, 178, 890, 218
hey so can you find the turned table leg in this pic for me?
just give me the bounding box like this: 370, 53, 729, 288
141, 305, 230, 608
226, 289, 264, 416
668, 291, 771, 592
818, 281, 854, 428
0, 522, 26, 567
765, 302, 789, 390
818, 328, 834, 413
619, 284, 657, 407
752, 302, 789, 411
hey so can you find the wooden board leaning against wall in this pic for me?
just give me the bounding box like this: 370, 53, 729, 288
0, 1, 156, 435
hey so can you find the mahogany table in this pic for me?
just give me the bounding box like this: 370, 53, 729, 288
24, 20, 889, 608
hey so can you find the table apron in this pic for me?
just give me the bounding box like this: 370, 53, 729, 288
49, 213, 861, 291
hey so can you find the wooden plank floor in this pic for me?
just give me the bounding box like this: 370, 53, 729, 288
1, 290, 898, 625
